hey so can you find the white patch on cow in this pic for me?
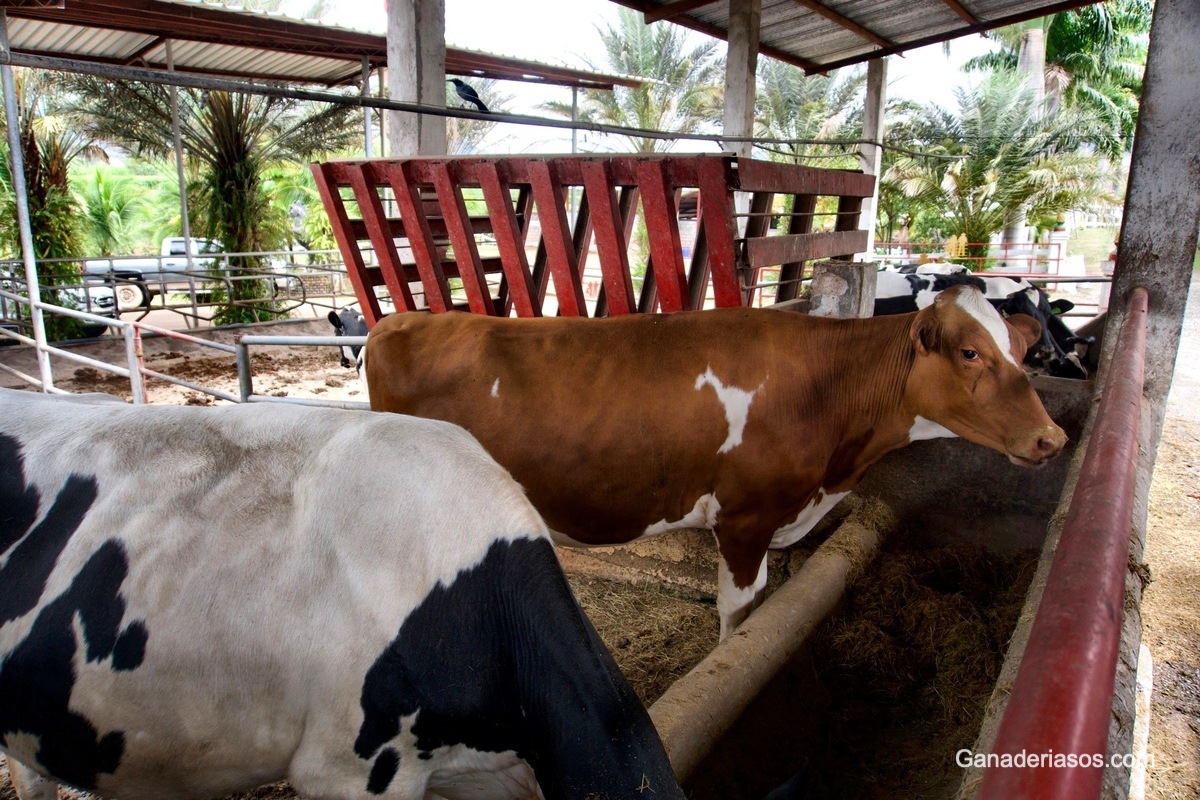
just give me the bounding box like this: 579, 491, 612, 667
914, 287, 940, 309
955, 288, 1019, 366
694, 366, 763, 454
876, 268, 914, 300
491, 378, 500, 398
717, 552, 768, 640
980, 276, 1028, 300
356, 346, 369, 396
908, 415, 959, 442
770, 490, 850, 549
643, 493, 721, 536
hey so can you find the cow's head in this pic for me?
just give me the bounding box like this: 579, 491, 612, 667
328, 308, 367, 370
995, 288, 1090, 380
907, 285, 1067, 466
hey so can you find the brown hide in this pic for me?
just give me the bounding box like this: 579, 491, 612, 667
366, 286, 1066, 631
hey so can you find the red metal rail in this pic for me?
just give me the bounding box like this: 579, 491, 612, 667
311, 154, 874, 326
977, 286, 1150, 800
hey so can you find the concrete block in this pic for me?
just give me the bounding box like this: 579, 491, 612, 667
809, 260, 878, 319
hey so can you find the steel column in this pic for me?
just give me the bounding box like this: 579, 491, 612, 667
165, 40, 195, 274
0, 9, 53, 392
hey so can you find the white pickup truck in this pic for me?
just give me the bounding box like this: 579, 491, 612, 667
84, 237, 224, 307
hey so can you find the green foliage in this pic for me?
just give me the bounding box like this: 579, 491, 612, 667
754, 60, 864, 162
0, 70, 96, 340
965, 1, 1151, 156
66, 75, 359, 323
884, 74, 1114, 258
540, 7, 723, 152
73, 166, 144, 256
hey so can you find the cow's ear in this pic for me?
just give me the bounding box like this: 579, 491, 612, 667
327, 310, 343, 330
1049, 299, 1074, 315
1006, 313, 1043, 351
910, 312, 940, 356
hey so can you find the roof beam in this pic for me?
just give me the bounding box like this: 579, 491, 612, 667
789, 0, 894, 49
811, 0, 1105, 72
121, 35, 163, 66
939, 0, 981, 24
612, 0, 823, 72
642, 0, 722, 24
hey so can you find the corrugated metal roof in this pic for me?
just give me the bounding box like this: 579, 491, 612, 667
2, 0, 645, 90
615, 0, 1106, 73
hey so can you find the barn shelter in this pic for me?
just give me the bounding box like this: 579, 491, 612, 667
2, 1, 1199, 799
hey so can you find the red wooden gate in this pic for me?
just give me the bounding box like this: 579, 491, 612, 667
312, 154, 874, 327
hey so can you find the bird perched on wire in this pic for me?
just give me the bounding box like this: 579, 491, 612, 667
447, 78, 490, 113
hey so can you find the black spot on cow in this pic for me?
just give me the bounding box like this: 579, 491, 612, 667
0, 440, 99, 626
0, 457, 148, 793
366, 748, 401, 795
0, 434, 39, 556
353, 537, 682, 799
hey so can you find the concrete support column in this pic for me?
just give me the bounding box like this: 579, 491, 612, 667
859, 57, 888, 257
386, 0, 447, 156
724, 0, 760, 232
723, 0, 760, 160
1103, 0, 1200, 452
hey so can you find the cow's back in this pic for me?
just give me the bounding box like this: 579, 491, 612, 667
0, 391, 548, 799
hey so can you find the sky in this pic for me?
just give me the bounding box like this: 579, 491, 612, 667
279, 0, 999, 152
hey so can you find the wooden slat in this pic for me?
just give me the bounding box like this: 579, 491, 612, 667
696, 159, 742, 308
528, 160, 587, 317
735, 159, 875, 197
346, 216, 495, 240
310, 163, 383, 326
642, 0, 722, 23
581, 160, 637, 316
744, 229, 869, 268
430, 161, 495, 316
789, 0, 895, 48
776, 194, 817, 303
346, 165, 417, 312
636, 159, 689, 313
388, 162, 456, 313
741, 191, 776, 304
478, 161, 539, 317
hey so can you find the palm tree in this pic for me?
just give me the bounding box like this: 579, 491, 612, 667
965, 0, 1151, 157
66, 77, 359, 323
75, 166, 143, 256
0, 70, 107, 339
541, 7, 723, 153
754, 59, 864, 163
885, 74, 1112, 262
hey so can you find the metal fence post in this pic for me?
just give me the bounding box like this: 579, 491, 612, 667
235, 340, 253, 403
123, 323, 146, 404
1, 10, 54, 393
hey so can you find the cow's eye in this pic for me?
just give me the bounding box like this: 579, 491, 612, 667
961, 349, 979, 362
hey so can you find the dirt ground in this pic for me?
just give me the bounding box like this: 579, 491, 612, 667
1141, 272, 1200, 799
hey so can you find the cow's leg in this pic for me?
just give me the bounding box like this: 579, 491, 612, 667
715, 536, 769, 642
6, 757, 58, 800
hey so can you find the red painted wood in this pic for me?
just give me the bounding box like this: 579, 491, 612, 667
636, 159, 689, 313
346, 165, 417, 312
581, 160, 636, 315
744, 230, 869, 269
776, 194, 817, 302
477, 161, 539, 317
528, 160, 587, 317
696, 159, 742, 308
736, 159, 875, 197
311, 162, 383, 326
385, 161, 455, 313
430, 161, 495, 316
978, 287, 1149, 800
741, 191, 776, 305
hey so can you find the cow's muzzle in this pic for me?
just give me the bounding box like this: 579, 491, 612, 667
1007, 424, 1068, 467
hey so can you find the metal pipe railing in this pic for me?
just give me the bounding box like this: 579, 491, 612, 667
236, 334, 369, 410
977, 286, 1149, 800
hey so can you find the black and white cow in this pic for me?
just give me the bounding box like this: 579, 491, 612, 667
874, 266, 1091, 379
328, 306, 369, 370
0, 390, 689, 800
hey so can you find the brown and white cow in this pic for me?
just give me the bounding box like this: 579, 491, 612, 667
366, 285, 1067, 639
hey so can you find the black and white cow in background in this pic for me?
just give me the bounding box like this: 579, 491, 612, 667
328, 306, 369, 370
0, 389, 707, 800
874, 264, 1092, 379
